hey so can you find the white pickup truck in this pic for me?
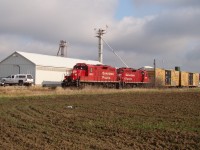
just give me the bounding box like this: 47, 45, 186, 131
1, 74, 34, 86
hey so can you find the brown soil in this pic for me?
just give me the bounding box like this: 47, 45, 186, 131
0, 89, 200, 149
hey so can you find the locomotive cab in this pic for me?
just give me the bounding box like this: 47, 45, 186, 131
61, 63, 89, 87
116, 67, 150, 88
71, 63, 88, 80
138, 69, 150, 83
117, 68, 137, 82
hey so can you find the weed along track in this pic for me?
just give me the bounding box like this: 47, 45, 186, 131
0, 88, 200, 149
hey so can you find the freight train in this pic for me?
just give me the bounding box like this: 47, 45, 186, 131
61, 63, 200, 89
61, 63, 150, 88
147, 68, 199, 88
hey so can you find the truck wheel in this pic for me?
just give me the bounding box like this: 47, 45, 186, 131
27, 83, 32, 86
1, 80, 6, 87
18, 80, 23, 86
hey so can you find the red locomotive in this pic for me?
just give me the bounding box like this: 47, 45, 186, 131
61, 63, 150, 88
117, 67, 149, 88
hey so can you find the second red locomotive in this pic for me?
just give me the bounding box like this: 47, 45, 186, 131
117, 67, 149, 88
61, 63, 150, 88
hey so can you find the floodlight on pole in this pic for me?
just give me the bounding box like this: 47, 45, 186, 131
95, 26, 107, 63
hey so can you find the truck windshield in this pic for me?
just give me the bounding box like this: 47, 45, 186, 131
27, 75, 33, 79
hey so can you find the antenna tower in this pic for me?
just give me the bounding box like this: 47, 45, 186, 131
57, 40, 67, 57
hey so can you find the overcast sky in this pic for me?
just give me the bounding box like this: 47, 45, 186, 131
0, 0, 200, 72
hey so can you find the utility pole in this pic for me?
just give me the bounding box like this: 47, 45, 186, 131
154, 59, 156, 87
95, 28, 106, 63
102, 38, 129, 68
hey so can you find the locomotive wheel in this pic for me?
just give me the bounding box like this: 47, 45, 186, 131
121, 82, 125, 89
132, 84, 137, 88
78, 82, 85, 89
76, 79, 80, 87
116, 83, 122, 89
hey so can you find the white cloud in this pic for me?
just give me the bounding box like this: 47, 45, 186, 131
0, 0, 117, 59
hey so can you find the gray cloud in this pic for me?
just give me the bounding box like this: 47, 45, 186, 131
183, 45, 200, 72
0, 0, 116, 43
0, 0, 200, 72
145, 8, 200, 37
186, 44, 200, 61
0, 0, 117, 61
108, 7, 200, 54
102, 6, 200, 71
132, 0, 200, 7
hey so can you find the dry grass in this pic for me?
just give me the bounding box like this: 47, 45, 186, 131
0, 85, 200, 98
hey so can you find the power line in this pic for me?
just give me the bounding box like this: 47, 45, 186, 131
102, 38, 129, 67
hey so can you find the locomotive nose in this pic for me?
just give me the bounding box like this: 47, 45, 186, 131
71, 70, 81, 80
73, 70, 77, 73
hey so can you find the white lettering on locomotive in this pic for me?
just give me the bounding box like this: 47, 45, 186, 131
102, 76, 111, 79
102, 72, 114, 76
125, 74, 135, 77
124, 77, 132, 80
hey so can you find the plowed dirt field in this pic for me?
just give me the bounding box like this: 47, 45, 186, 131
0, 87, 200, 149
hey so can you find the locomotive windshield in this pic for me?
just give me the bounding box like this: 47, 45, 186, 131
117, 69, 124, 74
74, 65, 87, 70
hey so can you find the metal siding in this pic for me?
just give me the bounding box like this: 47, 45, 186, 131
0, 65, 15, 78
1, 53, 33, 65
35, 69, 66, 85
0, 54, 35, 82
0, 64, 35, 76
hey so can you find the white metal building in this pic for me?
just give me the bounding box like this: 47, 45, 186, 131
0, 51, 101, 85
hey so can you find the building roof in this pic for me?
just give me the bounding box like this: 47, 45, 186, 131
14, 51, 101, 68
140, 66, 154, 71
143, 66, 153, 69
